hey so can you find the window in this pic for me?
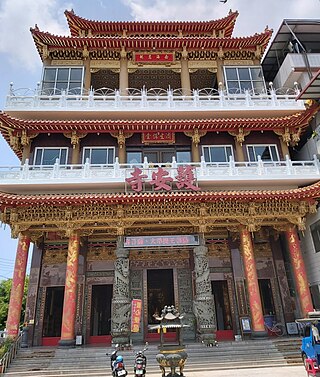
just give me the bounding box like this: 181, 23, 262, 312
202, 145, 234, 163
246, 145, 279, 162
34, 147, 68, 165
41, 67, 84, 95
311, 219, 320, 253
83, 147, 115, 164
126, 148, 191, 165
224, 66, 266, 95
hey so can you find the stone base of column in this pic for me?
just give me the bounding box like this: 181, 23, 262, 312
111, 298, 131, 348
58, 338, 76, 347
251, 330, 268, 339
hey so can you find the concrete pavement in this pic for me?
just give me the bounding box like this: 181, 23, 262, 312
146, 365, 307, 377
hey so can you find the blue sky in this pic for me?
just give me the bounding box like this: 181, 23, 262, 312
0, 0, 319, 279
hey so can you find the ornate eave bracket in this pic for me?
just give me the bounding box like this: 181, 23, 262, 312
228, 128, 250, 146
274, 127, 301, 146
184, 129, 207, 146
110, 130, 133, 148
237, 218, 263, 233
63, 131, 88, 149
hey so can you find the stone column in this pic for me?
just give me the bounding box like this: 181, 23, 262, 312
279, 138, 290, 159
111, 245, 131, 346
181, 48, 191, 96
83, 59, 91, 92
59, 231, 80, 347
6, 234, 31, 338
240, 229, 267, 338
286, 227, 313, 317
192, 243, 216, 344
234, 140, 245, 162
119, 48, 129, 95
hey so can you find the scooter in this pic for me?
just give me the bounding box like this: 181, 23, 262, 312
107, 344, 128, 377
134, 342, 148, 377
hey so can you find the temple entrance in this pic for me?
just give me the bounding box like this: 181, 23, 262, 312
42, 286, 64, 346
146, 269, 175, 341
89, 284, 113, 344
211, 280, 233, 341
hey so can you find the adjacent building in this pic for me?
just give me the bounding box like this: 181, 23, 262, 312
0, 10, 319, 347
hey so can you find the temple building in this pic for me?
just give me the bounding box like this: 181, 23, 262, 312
1, 9, 320, 347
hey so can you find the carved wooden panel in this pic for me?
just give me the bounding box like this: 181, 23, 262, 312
128, 69, 181, 90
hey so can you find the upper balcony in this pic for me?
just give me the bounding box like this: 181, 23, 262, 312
273, 53, 320, 89
4, 84, 305, 121
0, 155, 319, 195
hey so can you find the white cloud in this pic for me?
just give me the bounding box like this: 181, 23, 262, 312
122, 0, 320, 37
0, 0, 72, 71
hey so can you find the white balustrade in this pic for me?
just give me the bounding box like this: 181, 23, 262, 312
4, 85, 304, 112
0, 156, 319, 192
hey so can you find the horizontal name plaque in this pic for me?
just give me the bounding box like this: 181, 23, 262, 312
124, 235, 199, 248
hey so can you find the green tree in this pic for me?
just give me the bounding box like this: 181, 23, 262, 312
0, 276, 29, 330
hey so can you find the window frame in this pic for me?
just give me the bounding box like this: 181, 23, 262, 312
223, 66, 267, 95
246, 144, 280, 162
201, 145, 234, 163
82, 146, 116, 165
41, 66, 84, 95
33, 147, 69, 166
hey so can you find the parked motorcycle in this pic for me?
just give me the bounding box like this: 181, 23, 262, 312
107, 344, 128, 377
134, 342, 148, 377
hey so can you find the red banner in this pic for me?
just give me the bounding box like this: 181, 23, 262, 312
142, 132, 175, 144
135, 53, 174, 63
131, 299, 142, 333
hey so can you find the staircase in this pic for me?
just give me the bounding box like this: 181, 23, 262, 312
4, 337, 303, 376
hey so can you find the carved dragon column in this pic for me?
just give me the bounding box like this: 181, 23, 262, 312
58, 231, 80, 347
119, 47, 129, 95
6, 234, 31, 338
192, 241, 216, 344
240, 228, 267, 338
180, 47, 191, 96
111, 241, 131, 346
286, 226, 314, 317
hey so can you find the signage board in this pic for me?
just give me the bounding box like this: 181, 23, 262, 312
124, 234, 199, 248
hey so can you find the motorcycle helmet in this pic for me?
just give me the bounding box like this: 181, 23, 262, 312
116, 356, 123, 363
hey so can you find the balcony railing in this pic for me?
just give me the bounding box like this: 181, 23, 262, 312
0, 155, 319, 193
4, 85, 304, 112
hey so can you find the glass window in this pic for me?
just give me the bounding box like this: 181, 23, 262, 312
202, 145, 234, 163
41, 67, 84, 95
83, 147, 115, 164
224, 66, 266, 95
311, 220, 320, 253
246, 145, 279, 162
34, 148, 68, 165
127, 152, 142, 165
176, 151, 191, 163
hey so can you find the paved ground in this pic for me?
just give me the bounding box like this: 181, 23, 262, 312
146, 365, 307, 377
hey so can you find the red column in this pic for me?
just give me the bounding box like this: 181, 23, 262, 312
286, 227, 313, 317
6, 234, 30, 338
240, 229, 266, 336
59, 232, 80, 347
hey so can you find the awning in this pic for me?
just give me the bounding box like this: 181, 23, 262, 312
297, 69, 320, 100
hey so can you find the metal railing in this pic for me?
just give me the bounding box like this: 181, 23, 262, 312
4, 84, 304, 111
0, 333, 22, 375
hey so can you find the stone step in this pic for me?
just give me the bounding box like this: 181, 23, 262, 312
4, 337, 303, 376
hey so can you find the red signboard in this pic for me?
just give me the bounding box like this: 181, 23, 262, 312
142, 132, 175, 144
131, 299, 142, 333
135, 53, 174, 63
125, 165, 200, 192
